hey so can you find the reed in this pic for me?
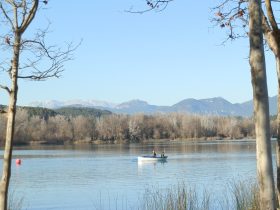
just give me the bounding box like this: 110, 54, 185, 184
139, 180, 259, 210
139, 183, 210, 210
229, 180, 260, 210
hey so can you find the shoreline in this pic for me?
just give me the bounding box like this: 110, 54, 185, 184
11, 136, 258, 146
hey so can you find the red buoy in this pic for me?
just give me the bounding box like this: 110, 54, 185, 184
15, 159, 21, 165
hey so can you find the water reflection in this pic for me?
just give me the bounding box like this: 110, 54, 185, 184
7, 139, 260, 157
137, 159, 167, 168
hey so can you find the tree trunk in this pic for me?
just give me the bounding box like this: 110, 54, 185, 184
249, 0, 276, 209
276, 55, 280, 207
0, 34, 21, 210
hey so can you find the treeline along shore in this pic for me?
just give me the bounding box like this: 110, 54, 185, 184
0, 106, 277, 145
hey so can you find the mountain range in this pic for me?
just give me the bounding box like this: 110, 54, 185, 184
28, 96, 278, 117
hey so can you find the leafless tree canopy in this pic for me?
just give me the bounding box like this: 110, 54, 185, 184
0, 110, 261, 145
212, 0, 280, 43
212, 0, 249, 41
0, 0, 79, 94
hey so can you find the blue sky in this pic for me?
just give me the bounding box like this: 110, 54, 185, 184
11, 0, 277, 106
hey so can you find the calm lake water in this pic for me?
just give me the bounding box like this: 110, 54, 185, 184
0, 140, 272, 209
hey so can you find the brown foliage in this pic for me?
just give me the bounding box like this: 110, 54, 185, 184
1, 110, 266, 145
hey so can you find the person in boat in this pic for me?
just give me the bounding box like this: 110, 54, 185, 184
161, 151, 165, 158
153, 149, 157, 157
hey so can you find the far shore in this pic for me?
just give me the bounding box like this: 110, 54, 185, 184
11, 136, 260, 146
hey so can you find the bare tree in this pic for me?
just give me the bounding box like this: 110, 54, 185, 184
129, 0, 276, 208
0, 1, 77, 209
213, 0, 280, 205
248, 0, 276, 208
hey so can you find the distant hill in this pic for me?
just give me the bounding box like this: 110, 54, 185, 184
170, 97, 242, 115
0, 105, 112, 119
20, 106, 57, 119
113, 99, 169, 114
239, 95, 277, 116
27, 96, 278, 117
55, 107, 111, 117
108, 96, 277, 116
0, 106, 58, 119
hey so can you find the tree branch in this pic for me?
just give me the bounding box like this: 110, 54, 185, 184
0, 2, 15, 31
0, 84, 11, 94
19, 0, 38, 34
126, 0, 174, 14
261, 10, 272, 36
265, 0, 278, 31
212, 0, 250, 42
20, 0, 27, 25
13, 2, 18, 29
18, 40, 81, 81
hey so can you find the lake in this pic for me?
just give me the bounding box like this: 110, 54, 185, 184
1, 140, 269, 209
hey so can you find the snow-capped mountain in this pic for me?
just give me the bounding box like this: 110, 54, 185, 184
27, 96, 278, 117
28, 99, 117, 109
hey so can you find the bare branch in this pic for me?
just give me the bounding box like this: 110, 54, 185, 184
18, 40, 81, 81
22, 39, 55, 59
212, 0, 280, 49
13, 1, 18, 28
0, 84, 11, 94
212, 0, 251, 42
262, 10, 272, 34
0, 3, 15, 31
265, 0, 278, 30
19, 0, 38, 34
126, 0, 174, 14
0, 1, 81, 82
20, 0, 27, 25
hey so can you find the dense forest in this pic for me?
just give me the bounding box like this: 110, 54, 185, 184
0, 106, 276, 145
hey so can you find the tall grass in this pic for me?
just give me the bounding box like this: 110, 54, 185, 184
139, 183, 210, 210
229, 180, 259, 210
139, 180, 259, 210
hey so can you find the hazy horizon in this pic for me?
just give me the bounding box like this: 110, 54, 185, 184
23, 95, 278, 108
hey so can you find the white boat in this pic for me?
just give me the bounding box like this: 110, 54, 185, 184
138, 155, 168, 161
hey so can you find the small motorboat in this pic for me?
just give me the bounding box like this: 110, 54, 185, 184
138, 155, 168, 162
